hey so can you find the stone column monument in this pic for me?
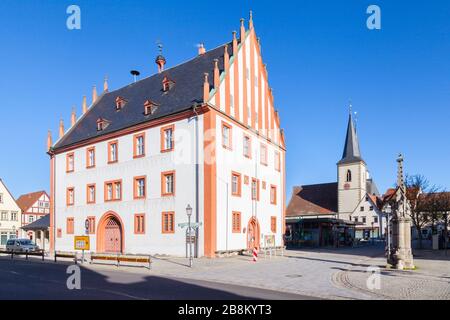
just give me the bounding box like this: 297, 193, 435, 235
388, 154, 415, 270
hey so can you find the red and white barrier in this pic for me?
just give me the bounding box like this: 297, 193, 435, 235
252, 247, 258, 262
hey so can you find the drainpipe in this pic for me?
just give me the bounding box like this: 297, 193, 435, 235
193, 104, 200, 258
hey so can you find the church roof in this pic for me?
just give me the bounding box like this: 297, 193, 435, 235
286, 183, 338, 217
53, 42, 232, 151
338, 113, 364, 165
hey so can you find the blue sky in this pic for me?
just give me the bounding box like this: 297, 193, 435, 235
0, 0, 449, 198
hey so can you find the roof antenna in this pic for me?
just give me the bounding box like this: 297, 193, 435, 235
130, 70, 140, 83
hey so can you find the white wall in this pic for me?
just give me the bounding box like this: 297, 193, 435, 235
0, 180, 21, 246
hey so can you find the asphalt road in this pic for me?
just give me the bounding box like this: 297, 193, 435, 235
0, 257, 316, 300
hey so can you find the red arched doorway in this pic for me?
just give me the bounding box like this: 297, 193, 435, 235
97, 211, 124, 253
247, 217, 260, 250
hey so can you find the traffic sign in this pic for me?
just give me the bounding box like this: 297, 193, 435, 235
74, 236, 90, 251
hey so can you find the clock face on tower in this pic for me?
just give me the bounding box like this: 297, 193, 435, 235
344, 183, 350, 190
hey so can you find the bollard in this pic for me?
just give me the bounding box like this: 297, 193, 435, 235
252, 247, 258, 262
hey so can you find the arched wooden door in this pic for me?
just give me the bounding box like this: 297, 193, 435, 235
104, 218, 122, 253
247, 218, 260, 250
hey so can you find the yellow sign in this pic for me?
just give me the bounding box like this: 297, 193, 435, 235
74, 236, 90, 251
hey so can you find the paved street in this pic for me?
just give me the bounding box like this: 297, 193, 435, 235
1, 244, 450, 300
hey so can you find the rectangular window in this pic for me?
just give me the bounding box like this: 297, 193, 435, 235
108, 140, 119, 163
87, 184, 96, 204
271, 216, 277, 233
362, 217, 367, 224
162, 211, 175, 234
134, 214, 145, 234
161, 171, 175, 196
87, 217, 95, 234
10, 212, 18, 221
243, 135, 251, 158
360, 206, 364, 212
231, 172, 241, 197
66, 217, 74, 235
354, 217, 358, 222
161, 125, 175, 152
134, 133, 146, 158
369, 206, 374, 211
66, 187, 74, 206
134, 176, 146, 199
86, 147, 95, 168
0, 193, 3, 203
275, 151, 281, 171
1, 211, 7, 221
232, 212, 241, 233
66, 153, 74, 173
270, 185, 277, 205
104, 180, 122, 202
374, 216, 379, 223
222, 122, 232, 150
260, 143, 268, 165
29, 215, 34, 223
251, 178, 260, 201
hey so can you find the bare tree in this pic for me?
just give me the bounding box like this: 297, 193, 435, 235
405, 175, 433, 249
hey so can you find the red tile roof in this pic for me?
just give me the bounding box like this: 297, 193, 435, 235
16, 191, 48, 212
286, 183, 338, 217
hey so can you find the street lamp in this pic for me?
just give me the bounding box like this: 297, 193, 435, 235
186, 204, 193, 268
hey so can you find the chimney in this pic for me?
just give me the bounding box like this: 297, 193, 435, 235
47, 130, 52, 151
92, 85, 98, 104
203, 73, 210, 102
224, 44, 229, 70
59, 119, 64, 139
213, 59, 220, 89
71, 108, 76, 126
198, 43, 206, 55
82, 96, 87, 114
249, 10, 253, 30
232, 31, 238, 55
103, 76, 108, 92
240, 18, 246, 42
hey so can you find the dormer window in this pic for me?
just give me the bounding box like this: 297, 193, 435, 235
115, 96, 127, 110
96, 118, 110, 131
162, 76, 175, 92
144, 100, 160, 116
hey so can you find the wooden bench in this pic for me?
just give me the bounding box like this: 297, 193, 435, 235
90, 254, 152, 269
54, 251, 77, 264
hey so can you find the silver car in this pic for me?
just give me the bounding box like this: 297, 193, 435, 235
6, 239, 40, 253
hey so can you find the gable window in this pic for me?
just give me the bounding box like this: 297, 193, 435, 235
134, 214, 145, 234
275, 151, 281, 171
161, 171, 175, 196
108, 140, 118, 163
162, 211, 175, 234
232, 212, 241, 233
66, 217, 74, 235
87, 184, 96, 204
105, 180, 122, 202
134, 133, 146, 158
66, 153, 74, 173
87, 217, 95, 234
28, 215, 34, 223
362, 217, 367, 224
251, 178, 260, 201
162, 77, 175, 92
346, 170, 352, 182
270, 185, 277, 205
11, 212, 18, 221
374, 216, 378, 223
354, 217, 358, 222
66, 187, 75, 206
370, 206, 374, 211
260, 143, 268, 166
115, 96, 127, 110
161, 125, 174, 152
360, 206, 364, 211
243, 135, 251, 158
271, 216, 277, 233
231, 172, 242, 197
222, 122, 232, 150
134, 176, 146, 199
1, 211, 8, 221
86, 147, 95, 168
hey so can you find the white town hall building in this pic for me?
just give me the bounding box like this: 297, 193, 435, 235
47, 13, 286, 257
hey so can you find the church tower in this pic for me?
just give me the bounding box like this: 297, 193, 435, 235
337, 112, 367, 220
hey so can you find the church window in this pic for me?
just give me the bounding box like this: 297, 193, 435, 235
346, 170, 352, 182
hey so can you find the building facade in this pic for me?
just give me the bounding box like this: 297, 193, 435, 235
16, 191, 50, 245
48, 13, 286, 257
0, 179, 21, 247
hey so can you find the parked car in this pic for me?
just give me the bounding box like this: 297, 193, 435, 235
6, 239, 40, 253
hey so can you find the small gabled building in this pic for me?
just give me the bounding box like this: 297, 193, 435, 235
0, 179, 21, 247
16, 190, 50, 243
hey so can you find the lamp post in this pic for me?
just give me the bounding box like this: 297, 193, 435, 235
186, 204, 193, 268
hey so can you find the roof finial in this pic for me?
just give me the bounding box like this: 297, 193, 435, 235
71, 107, 76, 126
59, 118, 65, 139
82, 95, 87, 114
249, 10, 253, 29
47, 130, 52, 151
103, 75, 109, 92
348, 99, 352, 115
92, 85, 98, 104
155, 41, 166, 73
